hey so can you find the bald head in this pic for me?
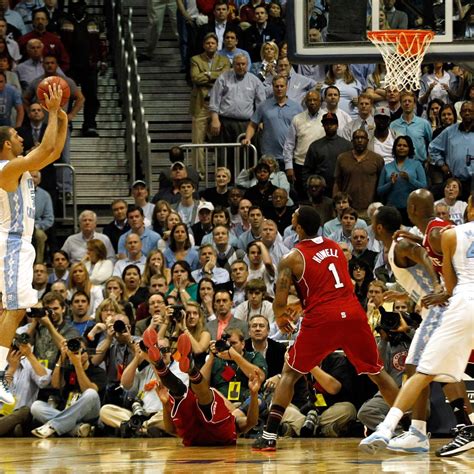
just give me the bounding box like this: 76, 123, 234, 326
407, 189, 434, 225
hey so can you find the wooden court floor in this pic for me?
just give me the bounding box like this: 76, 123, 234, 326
0, 438, 473, 473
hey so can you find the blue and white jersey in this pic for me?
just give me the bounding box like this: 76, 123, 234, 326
0, 160, 37, 310
452, 222, 474, 294
388, 239, 434, 317
0, 160, 35, 240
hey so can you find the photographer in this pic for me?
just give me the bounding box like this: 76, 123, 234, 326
357, 308, 416, 434
30, 338, 106, 438
30, 292, 80, 370
91, 314, 139, 404
0, 335, 51, 436
100, 338, 188, 437
202, 328, 267, 406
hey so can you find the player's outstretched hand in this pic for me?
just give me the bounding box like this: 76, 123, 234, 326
43, 84, 62, 113
421, 291, 449, 308
248, 369, 263, 394
155, 380, 170, 404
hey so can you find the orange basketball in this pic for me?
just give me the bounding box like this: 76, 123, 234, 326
36, 76, 71, 108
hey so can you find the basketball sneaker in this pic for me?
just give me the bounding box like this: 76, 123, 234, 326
435, 425, 474, 457
359, 424, 392, 453
142, 327, 161, 363
176, 333, 192, 373
252, 435, 277, 452
0, 371, 14, 405
387, 426, 430, 453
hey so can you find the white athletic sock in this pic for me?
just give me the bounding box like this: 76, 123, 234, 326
469, 413, 474, 424
411, 419, 427, 435
0, 346, 9, 371
382, 407, 404, 433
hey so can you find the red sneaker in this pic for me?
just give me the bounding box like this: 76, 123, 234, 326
176, 332, 192, 373
142, 327, 161, 363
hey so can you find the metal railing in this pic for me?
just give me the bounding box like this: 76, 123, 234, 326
179, 142, 258, 188
54, 163, 78, 232
110, 0, 137, 183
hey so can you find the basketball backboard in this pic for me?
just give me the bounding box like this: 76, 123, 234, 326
287, 0, 474, 64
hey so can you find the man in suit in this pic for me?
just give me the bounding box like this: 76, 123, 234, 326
206, 289, 248, 340
195, 0, 240, 55
17, 102, 57, 203
189, 32, 230, 176
243, 5, 283, 62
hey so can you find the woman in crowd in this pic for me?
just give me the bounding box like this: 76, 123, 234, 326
196, 277, 216, 322
267, 1, 286, 39
435, 177, 468, 225
419, 62, 458, 105
177, 302, 211, 357
122, 264, 148, 310
349, 260, 374, 309
425, 98, 444, 133
163, 222, 199, 270
199, 167, 231, 208
158, 211, 195, 250
377, 135, 427, 225
365, 63, 387, 104
432, 103, 457, 139
234, 278, 274, 323
141, 248, 170, 286
83, 239, 114, 286
68, 262, 104, 316
87, 297, 122, 346
151, 199, 172, 236
323, 64, 363, 118
250, 41, 278, 82
166, 260, 198, 304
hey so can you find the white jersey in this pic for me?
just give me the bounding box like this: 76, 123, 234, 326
388, 239, 434, 316
0, 160, 37, 310
0, 161, 35, 239
452, 222, 474, 294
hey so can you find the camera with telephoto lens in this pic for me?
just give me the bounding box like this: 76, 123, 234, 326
113, 319, 128, 334
66, 337, 82, 353
376, 308, 420, 345
12, 332, 30, 350
215, 333, 231, 352
120, 398, 147, 438
170, 304, 185, 323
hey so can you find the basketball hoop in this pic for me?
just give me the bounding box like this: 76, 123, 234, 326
367, 30, 435, 92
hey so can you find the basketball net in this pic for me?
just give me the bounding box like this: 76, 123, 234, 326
367, 30, 435, 92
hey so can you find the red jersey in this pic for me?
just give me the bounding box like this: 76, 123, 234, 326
294, 237, 358, 314
422, 218, 451, 275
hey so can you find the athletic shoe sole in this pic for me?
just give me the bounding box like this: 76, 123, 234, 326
142, 327, 161, 363
176, 333, 192, 373
251, 445, 277, 452
359, 438, 388, 454
387, 445, 429, 453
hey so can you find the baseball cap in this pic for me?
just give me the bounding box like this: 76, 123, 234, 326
374, 106, 391, 117
198, 201, 214, 213
131, 180, 146, 188
171, 161, 185, 170
322, 112, 338, 123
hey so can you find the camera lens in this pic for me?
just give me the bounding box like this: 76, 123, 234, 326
67, 338, 81, 353
113, 320, 127, 334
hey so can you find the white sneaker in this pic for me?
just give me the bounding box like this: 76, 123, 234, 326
359, 425, 392, 453
387, 426, 430, 453
0, 372, 14, 405
72, 423, 92, 438
32, 423, 56, 439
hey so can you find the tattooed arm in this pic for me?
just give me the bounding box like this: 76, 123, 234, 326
273, 250, 302, 321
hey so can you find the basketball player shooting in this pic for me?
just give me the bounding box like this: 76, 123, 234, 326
0, 84, 68, 404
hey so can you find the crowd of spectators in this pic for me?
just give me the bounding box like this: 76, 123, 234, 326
0, 0, 473, 444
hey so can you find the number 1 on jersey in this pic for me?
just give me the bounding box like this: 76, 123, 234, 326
328, 263, 344, 288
